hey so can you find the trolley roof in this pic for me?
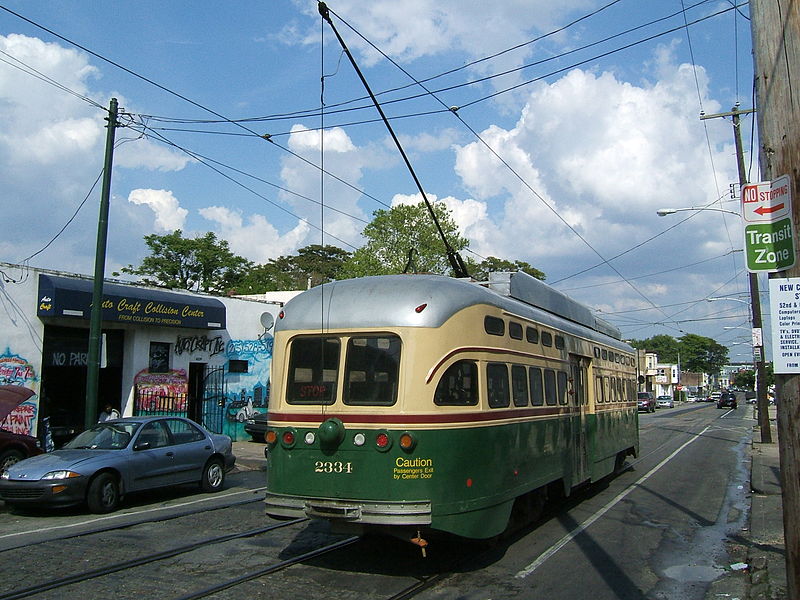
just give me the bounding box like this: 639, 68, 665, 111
276, 272, 629, 351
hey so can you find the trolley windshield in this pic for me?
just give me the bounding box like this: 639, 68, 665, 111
286, 334, 401, 406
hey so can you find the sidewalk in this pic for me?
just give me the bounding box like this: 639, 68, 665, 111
232, 439, 268, 473
747, 405, 787, 599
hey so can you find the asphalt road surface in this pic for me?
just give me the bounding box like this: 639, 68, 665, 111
0, 402, 751, 600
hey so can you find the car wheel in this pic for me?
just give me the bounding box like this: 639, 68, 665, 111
0, 449, 24, 472
87, 472, 120, 513
200, 458, 225, 492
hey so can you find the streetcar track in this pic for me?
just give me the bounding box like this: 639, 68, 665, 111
172, 536, 360, 600
0, 518, 307, 600
0, 491, 265, 551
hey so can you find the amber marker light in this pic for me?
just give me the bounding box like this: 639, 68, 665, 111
265, 430, 278, 445
399, 432, 416, 451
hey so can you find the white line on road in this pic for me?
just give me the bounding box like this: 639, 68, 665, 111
0, 486, 267, 541
515, 426, 711, 579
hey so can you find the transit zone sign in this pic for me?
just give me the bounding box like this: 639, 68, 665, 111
742, 175, 796, 272
769, 277, 800, 374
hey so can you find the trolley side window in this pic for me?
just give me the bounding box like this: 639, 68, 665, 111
511, 365, 529, 406
484, 316, 505, 336
434, 360, 478, 406
557, 371, 568, 405
544, 369, 557, 405
487, 363, 510, 408
287, 337, 340, 405
344, 335, 401, 406
529, 367, 544, 406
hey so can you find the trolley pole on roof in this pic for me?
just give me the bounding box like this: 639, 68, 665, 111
85, 98, 119, 429
318, 2, 469, 278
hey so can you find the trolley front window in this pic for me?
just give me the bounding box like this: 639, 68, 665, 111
287, 337, 340, 405
344, 335, 401, 406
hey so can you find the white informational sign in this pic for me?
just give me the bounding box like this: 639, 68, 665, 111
769, 277, 800, 373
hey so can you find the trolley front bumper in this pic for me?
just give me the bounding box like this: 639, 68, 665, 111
265, 492, 432, 526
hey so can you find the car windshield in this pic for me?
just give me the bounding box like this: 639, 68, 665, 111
63, 423, 141, 450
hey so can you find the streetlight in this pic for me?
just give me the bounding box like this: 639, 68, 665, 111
656, 207, 741, 217
707, 297, 750, 305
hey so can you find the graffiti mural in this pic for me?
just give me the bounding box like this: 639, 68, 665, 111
134, 368, 188, 414
221, 336, 273, 440
0, 349, 39, 436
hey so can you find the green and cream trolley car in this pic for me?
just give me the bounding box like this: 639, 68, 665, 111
264, 271, 638, 541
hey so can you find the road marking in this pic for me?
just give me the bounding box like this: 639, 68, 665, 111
514, 426, 711, 579
0, 486, 267, 540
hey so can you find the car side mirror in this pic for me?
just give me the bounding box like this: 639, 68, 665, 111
134, 441, 151, 451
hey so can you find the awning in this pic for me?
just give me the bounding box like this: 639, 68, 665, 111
37, 274, 226, 330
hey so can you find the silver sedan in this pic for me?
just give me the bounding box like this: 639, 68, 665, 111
0, 416, 235, 513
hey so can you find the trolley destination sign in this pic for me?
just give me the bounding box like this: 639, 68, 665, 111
742, 175, 796, 272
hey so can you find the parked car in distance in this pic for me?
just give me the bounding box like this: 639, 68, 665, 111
656, 395, 674, 409
244, 412, 269, 442
0, 385, 44, 471
0, 416, 235, 513
0, 429, 43, 472
717, 392, 738, 409
637, 392, 656, 413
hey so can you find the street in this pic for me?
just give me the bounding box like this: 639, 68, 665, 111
0, 402, 754, 600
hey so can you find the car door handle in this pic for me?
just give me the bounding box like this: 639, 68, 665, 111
166, 451, 174, 457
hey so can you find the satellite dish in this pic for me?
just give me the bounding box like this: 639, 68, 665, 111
260, 312, 275, 331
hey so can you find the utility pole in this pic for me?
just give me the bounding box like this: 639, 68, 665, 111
700, 106, 771, 443
85, 98, 119, 429
750, 1, 800, 596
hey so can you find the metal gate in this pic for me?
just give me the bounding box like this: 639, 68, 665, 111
201, 365, 226, 434
134, 390, 188, 418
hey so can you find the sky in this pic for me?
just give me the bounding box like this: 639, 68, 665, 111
0, 0, 766, 362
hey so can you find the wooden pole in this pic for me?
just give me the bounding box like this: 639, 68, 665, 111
750, 0, 800, 595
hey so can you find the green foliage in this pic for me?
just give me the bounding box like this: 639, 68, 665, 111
339, 201, 470, 277
629, 335, 680, 363
118, 230, 252, 294
468, 256, 546, 281
678, 333, 729, 374
732, 369, 754, 389
235, 244, 351, 293
629, 333, 729, 375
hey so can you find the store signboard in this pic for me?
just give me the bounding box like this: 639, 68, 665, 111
769, 277, 800, 374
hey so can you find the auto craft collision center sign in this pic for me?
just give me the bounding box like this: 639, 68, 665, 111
741, 174, 795, 272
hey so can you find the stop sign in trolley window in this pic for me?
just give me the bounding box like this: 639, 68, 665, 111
741, 175, 796, 273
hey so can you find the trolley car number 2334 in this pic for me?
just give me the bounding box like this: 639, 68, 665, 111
315, 461, 353, 473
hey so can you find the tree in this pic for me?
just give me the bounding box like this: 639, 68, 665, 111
468, 256, 546, 281
678, 333, 729, 375
339, 201, 470, 278
628, 335, 680, 363
117, 230, 251, 294
235, 244, 351, 293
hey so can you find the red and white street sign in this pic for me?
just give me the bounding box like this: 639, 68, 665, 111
742, 175, 792, 223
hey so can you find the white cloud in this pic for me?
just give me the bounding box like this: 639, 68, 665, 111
199, 206, 310, 263
450, 50, 736, 275
127, 189, 188, 232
